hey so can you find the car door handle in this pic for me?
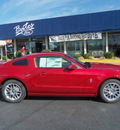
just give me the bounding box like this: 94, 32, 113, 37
39, 72, 45, 75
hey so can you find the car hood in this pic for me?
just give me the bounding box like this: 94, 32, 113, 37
89, 63, 120, 71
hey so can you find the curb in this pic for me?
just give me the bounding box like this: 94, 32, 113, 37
81, 59, 120, 65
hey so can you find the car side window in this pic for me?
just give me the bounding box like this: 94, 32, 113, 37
62, 59, 71, 68
35, 56, 71, 69
13, 59, 28, 66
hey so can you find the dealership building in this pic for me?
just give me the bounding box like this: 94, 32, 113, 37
0, 9, 120, 58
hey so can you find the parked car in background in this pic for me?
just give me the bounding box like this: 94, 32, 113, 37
0, 52, 120, 103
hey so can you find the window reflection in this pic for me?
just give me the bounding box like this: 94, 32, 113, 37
87, 33, 106, 55
108, 32, 120, 57
67, 41, 84, 57
49, 42, 64, 52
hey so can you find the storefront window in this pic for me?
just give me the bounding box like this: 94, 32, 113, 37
16, 37, 46, 54
67, 41, 84, 57
7, 42, 14, 56
16, 39, 29, 54
87, 33, 106, 56
108, 32, 120, 57
29, 41, 36, 53
49, 42, 64, 52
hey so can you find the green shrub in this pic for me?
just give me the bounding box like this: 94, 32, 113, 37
9, 56, 15, 60
99, 56, 106, 60
74, 54, 81, 59
78, 56, 84, 60
7, 55, 15, 59
42, 49, 52, 52
83, 53, 91, 59
2, 56, 6, 60
7, 55, 12, 59
16, 50, 22, 58
89, 56, 95, 60
112, 57, 118, 59
105, 52, 114, 59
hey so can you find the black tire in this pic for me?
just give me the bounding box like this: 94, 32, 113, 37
1, 80, 26, 103
99, 79, 120, 103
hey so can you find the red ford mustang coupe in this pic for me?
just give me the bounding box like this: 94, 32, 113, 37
0, 52, 120, 103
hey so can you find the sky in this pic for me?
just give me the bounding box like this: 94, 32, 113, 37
0, 0, 120, 25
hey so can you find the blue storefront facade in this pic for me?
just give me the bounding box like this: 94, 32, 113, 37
1, 9, 120, 58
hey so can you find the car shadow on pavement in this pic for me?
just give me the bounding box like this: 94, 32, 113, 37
25, 96, 101, 103
0, 93, 102, 103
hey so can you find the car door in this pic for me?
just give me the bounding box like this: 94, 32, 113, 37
31, 55, 85, 94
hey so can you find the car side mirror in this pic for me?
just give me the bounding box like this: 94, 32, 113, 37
68, 64, 77, 69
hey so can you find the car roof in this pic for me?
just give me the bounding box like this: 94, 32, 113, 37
3, 52, 66, 66
23, 52, 66, 58
28, 52, 65, 56
16, 52, 65, 59
9, 52, 66, 61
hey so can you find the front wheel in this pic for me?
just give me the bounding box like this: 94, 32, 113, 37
1, 80, 26, 103
99, 79, 120, 103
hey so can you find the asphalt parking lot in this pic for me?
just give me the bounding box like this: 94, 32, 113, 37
0, 95, 120, 130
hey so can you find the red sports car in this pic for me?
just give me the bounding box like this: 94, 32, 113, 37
0, 52, 120, 103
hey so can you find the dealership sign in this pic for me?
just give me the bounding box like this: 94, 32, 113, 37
49, 33, 102, 42
14, 22, 34, 36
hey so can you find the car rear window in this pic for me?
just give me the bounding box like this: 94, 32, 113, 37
13, 59, 28, 66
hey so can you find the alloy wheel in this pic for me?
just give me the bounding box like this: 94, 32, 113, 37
103, 82, 120, 102
4, 83, 22, 101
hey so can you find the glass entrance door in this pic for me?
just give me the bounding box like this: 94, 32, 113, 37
29, 41, 43, 53
36, 41, 43, 52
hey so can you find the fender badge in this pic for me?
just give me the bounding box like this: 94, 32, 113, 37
90, 78, 92, 83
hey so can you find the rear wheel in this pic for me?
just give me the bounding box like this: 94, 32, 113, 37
99, 79, 120, 103
1, 80, 26, 103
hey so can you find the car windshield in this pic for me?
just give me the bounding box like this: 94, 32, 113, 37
64, 54, 90, 69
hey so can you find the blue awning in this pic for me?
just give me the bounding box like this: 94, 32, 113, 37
0, 10, 120, 40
